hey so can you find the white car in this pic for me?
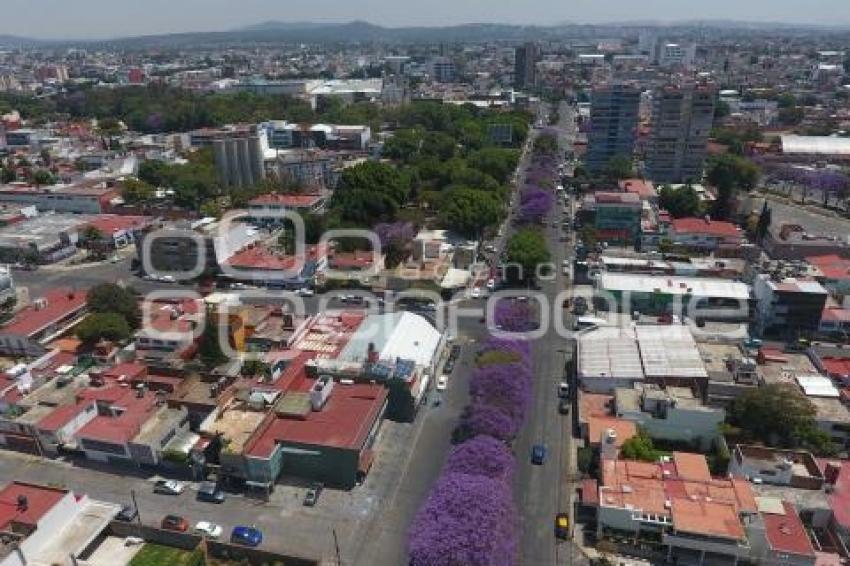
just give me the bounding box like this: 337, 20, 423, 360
436, 374, 449, 391
296, 288, 314, 297
194, 521, 223, 538
470, 287, 482, 299
160, 275, 175, 283
153, 479, 185, 495
486, 279, 496, 291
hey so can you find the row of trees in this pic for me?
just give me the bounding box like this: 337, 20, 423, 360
409, 335, 534, 565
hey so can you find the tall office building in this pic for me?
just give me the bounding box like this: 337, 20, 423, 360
430, 57, 457, 83
213, 129, 266, 188
645, 84, 716, 184
586, 84, 641, 174
514, 42, 539, 90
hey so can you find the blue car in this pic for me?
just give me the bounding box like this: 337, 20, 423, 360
231, 525, 263, 547
531, 444, 547, 465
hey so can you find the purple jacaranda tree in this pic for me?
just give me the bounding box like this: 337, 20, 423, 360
469, 363, 532, 427
494, 299, 538, 332
463, 402, 522, 443
408, 473, 518, 566
443, 435, 515, 483
374, 221, 416, 247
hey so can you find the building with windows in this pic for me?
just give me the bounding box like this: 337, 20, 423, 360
514, 42, 539, 90
0, 289, 88, 357
645, 84, 715, 184
753, 275, 828, 336
586, 84, 640, 173
668, 217, 744, 252
430, 57, 457, 83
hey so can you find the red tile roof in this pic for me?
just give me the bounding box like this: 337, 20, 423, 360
226, 244, 325, 271
76, 387, 160, 444
249, 193, 324, 208
763, 501, 815, 558
671, 498, 744, 540
37, 402, 93, 433
329, 250, 375, 269
807, 254, 850, 280
671, 217, 740, 238
587, 416, 636, 447
0, 481, 67, 530
84, 214, 152, 236
618, 178, 657, 198
246, 381, 388, 457
820, 307, 850, 324
0, 288, 88, 338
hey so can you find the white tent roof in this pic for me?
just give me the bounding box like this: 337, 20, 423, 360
781, 135, 850, 156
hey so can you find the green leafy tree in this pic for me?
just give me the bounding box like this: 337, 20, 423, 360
505, 228, 550, 283
198, 315, 229, 368
731, 384, 827, 451
331, 161, 409, 225
121, 178, 155, 203
31, 169, 56, 186
438, 187, 503, 239
76, 313, 131, 344
604, 154, 634, 181
620, 433, 664, 462
658, 184, 703, 218
706, 154, 760, 219
241, 360, 271, 378
87, 283, 141, 329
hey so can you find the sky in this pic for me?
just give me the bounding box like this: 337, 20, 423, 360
2, 0, 850, 39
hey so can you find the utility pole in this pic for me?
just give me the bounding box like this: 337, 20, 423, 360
130, 489, 142, 538
332, 527, 341, 565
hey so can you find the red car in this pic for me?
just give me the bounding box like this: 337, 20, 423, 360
161, 514, 189, 532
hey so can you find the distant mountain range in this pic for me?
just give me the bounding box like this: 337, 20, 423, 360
2, 19, 849, 48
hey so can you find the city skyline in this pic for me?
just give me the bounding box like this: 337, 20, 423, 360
2, 0, 850, 40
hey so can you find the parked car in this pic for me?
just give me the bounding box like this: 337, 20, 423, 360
161, 514, 189, 532
531, 444, 547, 465
296, 288, 314, 297
196, 482, 225, 503
436, 374, 449, 392
231, 526, 263, 547
470, 287, 482, 299
558, 381, 570, 399
486, 278, 496, 291
153, 480, 185, 495
558, 399, 570, 415
116, 504, 138, 522
449, 345, 461, 361
443, 359, 455, 374
555, 513, 570, 539
194, 521, 223, 538
303, 483, 323, 507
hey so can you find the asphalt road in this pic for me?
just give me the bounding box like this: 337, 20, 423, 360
514, 101, 585, 566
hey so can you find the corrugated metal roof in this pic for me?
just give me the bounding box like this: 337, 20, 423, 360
782, 135, 850, 155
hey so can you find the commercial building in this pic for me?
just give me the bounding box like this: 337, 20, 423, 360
430, 57, 457, 83
578, 325, 709, 393
645, 84, 715, 184
0, 481, 119, 566
0, 288, 88, 357
0, 182, 119, 214
753, 275, 828, 336
614, 384, 724, 450
246, 193, 327, 222
262, 121, 371, 151
729, 446, 824, 490
514, 42, 539, 90
596, 272, 751, 318
590, 192, 643, 243
0, 214, 88, 264
593, 452, 761, 564
668, 217, 744, 253
586, 84, 641, 173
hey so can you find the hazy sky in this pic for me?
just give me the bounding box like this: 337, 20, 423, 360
3, 0, 850, 39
